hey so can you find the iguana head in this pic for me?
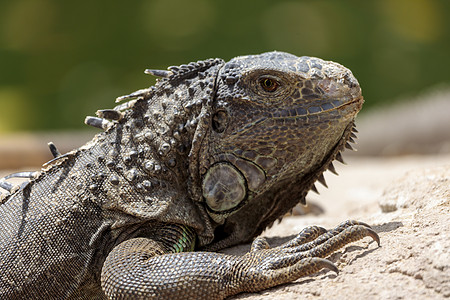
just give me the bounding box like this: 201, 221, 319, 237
196, 51, 363, 248
91, 51, 362, 249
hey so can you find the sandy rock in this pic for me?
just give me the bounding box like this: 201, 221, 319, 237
225, 157, 450, 299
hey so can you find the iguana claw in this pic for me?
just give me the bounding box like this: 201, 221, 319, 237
232, 220, 379, 295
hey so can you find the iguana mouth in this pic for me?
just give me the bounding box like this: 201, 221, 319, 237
229, 95, 362, 137
337, 95, 364, 110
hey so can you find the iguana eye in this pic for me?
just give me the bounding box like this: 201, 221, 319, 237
260, 77, 278, 92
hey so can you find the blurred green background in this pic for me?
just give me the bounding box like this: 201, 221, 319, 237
0, 0, 449, 132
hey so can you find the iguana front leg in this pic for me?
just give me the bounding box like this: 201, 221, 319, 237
101, 221, 379, 299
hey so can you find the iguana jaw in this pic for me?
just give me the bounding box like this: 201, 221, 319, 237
202, 119, 359, 251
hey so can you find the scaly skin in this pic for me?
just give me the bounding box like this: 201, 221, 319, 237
0, 52, 378, 299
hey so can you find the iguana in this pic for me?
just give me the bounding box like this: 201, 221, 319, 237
0, 51, 379, 299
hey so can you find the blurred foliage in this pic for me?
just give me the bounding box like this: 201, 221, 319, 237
0, 0, 449, 132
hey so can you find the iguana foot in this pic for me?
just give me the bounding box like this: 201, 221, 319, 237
234, 220, 380, 294
100, 221, 378, 299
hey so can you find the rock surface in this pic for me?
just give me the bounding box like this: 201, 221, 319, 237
223, 155, 450, 299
